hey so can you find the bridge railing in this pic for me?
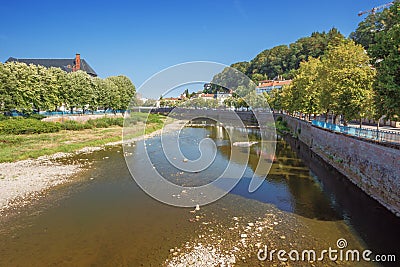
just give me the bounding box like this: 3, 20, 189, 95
311, 120, 400, 144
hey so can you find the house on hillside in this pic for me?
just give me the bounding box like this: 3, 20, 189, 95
198, 93, 215, 100
216, 91, 232, 105
256, 79, 292, 94
5, 53, 97, 77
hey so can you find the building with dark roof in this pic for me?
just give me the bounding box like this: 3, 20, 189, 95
5, 53, 97, 77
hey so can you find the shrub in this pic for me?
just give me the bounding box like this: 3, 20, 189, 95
0, 114, 9, 121
0, 118, 61, 134
28, 114, 46, 120
61, 120, 92, 131
87, 117, 124, 128
146, 114, 163, 124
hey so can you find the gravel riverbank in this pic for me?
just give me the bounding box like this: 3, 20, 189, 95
0, 127, 167, 215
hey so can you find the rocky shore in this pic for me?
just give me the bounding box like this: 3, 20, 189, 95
0, 126, 166, 215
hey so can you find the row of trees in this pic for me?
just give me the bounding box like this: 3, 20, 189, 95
266, 40, 376, 125
351, 2, 400, 120
0, 62, 136, 114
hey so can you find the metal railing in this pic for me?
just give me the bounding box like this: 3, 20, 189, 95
311, 120, 400, 144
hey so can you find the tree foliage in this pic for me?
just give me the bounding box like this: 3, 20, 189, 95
368, 3, 400, 120
267, 40, 376, 124
229, 28, 345, 82
0, 62, 136, 114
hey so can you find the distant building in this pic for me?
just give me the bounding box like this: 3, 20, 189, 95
256, 79, 292, 94
158, 97, 182, 107
216, 91, 232, 105
5, 53, 97, 77
198, 93, 215, 100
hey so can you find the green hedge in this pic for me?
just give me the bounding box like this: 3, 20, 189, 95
0, 114, 164, 135
0, 118, 61, 134
27, 114, 46, 120
87, 117, 124, 128
61, 120, 93, 131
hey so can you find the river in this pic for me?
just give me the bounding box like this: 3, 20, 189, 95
0, 126, 398, 266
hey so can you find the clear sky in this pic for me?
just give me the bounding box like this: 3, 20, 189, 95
0, 0, 390, 90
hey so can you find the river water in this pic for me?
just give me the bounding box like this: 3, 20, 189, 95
0, 126, 399, 266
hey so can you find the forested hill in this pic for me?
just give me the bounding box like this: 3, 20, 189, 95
230, 27, 344, 82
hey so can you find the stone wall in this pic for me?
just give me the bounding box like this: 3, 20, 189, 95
276, 114, 400, 216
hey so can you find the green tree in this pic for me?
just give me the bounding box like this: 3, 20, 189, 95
251, 73, 267, 83
106, 75, 136, 111
48, 67, 69, 111
3, 62, 35, 112
67, 70, 94, 114
31, 65, 60, 112
264, 89, 282, 112
290, 57, 322, 119
368, 3, 400, 121
318, 40, 376, 125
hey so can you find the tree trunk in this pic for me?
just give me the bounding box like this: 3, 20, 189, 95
70, 107, 73, 114
343, 117, 348, 126
376, 120, 380, 140
359, 118, 362, 129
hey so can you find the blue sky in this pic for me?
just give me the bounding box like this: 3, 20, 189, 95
0, 0, 389, 90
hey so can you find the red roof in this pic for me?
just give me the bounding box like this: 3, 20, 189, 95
257, 80, 292, 88
200, 94, 215, 97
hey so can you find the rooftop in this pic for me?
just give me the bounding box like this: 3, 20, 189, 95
5, 56, 97, 77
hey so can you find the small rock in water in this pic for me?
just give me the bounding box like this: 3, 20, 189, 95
183, 158, 188, 162
195, 204, 200, 211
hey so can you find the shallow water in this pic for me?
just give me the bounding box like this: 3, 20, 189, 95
0, 126, 399, 266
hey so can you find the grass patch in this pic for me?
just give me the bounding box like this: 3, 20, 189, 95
0, 113, 166, 162
0, 113, 163, 135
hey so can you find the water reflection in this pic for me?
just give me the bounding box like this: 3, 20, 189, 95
145, 126, 341, 220
284, 136, 400, 258
132, 125, 400, 259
